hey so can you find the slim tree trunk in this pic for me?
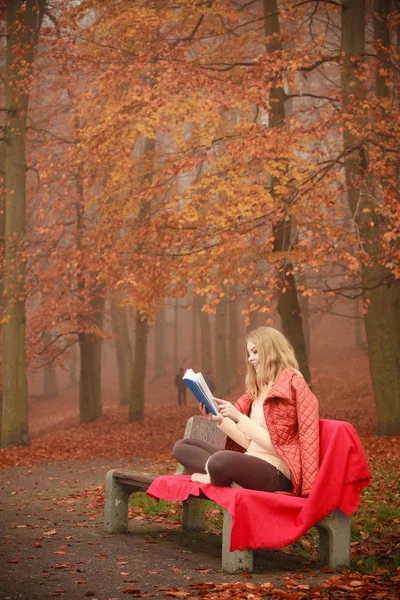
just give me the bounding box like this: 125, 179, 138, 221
274, 221, 311, 383
215, 296, 230, 397
0, 137, 5, 283
1, 0, 45, 447
129, 310, 148, 422
79, 292, 105, 423
43, 365, 59, 398
342, 0, 400, 434
263, 0, 311, 384
69, 342, 78, 386
42, 332, 59, 398
354, 299, 364, 350
173, 298, 179, 373
111, 303, 134, 406
298, 291, 310, 360
228, 287, 239, 388
197, 296, 212, 373
0, 118, 6, 418
128, 136, 154, 418
153, 302, 166, 380
191, 293, 198, 367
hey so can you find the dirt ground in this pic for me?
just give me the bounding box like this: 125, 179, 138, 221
0, 458, 330, 600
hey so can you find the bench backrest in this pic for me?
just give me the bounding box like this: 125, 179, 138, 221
175, 416, 226, 474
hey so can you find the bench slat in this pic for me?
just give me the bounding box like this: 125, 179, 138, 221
112, 470, 155, 489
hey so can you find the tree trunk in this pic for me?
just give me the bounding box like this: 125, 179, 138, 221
111, 303, 134, 406
79, 292, 105, 424
263, 0, 311, 384
0, 137, 5, 288
197, 297, 212, 373
342, 0, 400, 434
153, 303, 166, 380
129, 310, 148, 422
69, 342, 78, 386
173, 298, 179, 373
0, 114, 6, 418
128, 136, 154, 419
228, 287, 239, 388
274, 222, 311, 384
298, 290, 310, 360
191, 293, 198, 367
42, 331, 59, 398
43, 365, 59, 398
354, 299, 364, 350
1, 0, 45, 447
215, 297, 230, 397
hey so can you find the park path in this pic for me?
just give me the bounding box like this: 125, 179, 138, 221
0, 457, 324, 600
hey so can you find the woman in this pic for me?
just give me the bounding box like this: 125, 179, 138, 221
173, 326, 320, 497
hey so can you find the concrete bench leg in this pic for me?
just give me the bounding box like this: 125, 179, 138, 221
316, 509, 351, 569
104, 469, 132, 533
222, 509, 254, 573
182, 497, 206, 530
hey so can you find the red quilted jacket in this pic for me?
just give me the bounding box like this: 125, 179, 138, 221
226, 369, 320, 497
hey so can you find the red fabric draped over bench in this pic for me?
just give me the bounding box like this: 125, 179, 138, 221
147, 419, 371, 551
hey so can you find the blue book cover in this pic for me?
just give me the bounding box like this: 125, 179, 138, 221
183, 369, 219, 416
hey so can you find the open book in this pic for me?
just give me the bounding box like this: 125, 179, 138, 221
183, 369, 219, 416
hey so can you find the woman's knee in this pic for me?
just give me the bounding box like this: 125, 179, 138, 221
172, 439, 185, 461
207, 450, 230, 476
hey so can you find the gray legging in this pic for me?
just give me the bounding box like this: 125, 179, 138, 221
173, 438, 292, 493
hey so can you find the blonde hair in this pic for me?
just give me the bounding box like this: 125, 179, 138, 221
245, 326, 299, 399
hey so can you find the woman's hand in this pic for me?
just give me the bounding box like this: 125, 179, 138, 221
199, 402, 224, 424
214, 398, 241, 423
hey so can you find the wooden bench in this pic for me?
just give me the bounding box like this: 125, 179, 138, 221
104, 416, 351, 573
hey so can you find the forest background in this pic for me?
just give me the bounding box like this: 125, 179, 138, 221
0, 0, 399, 450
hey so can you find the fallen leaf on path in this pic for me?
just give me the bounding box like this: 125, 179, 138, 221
260, 582, 274, 589
144, 570, 159, 574
158, 590, 190, 599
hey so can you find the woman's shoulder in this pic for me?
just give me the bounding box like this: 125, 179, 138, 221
270, 369, 306, 401
276, 367, 303, 383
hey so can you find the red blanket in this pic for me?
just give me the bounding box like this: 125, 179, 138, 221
147, 419, 371, 551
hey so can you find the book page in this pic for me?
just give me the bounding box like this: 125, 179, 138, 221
196, 373, 219, 413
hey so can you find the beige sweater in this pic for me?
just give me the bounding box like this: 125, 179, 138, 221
218, 395, 291, 480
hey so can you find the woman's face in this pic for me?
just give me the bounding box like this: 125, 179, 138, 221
247, 340, 259, 372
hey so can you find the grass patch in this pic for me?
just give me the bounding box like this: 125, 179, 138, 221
129, 492, 182, 521
129, 493, 223, 530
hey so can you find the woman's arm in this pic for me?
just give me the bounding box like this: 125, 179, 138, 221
218, 418, 251, 450
235, 414, 276, 452
199, 399, 250, 449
